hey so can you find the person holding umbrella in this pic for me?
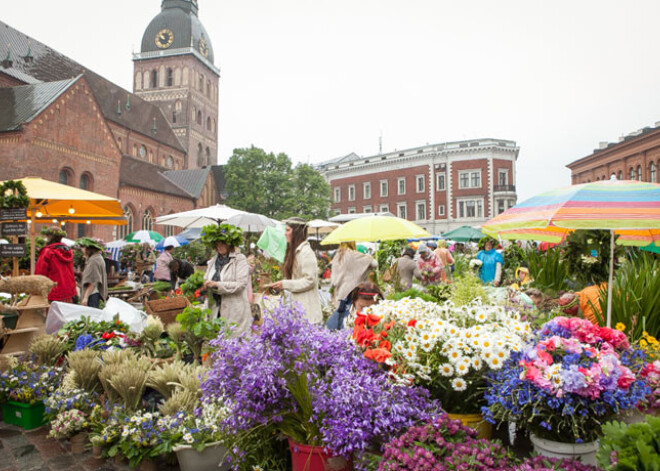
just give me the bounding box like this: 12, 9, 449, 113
35, 226, 76, 304
268, 217, 322, 323
201, 223, 252, 335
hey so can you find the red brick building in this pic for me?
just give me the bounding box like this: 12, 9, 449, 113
318, 139, 519, 234
567, 125, 660, 184
0, 1, 225, 242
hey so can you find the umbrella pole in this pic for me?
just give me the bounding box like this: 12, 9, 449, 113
606, 229, 615, 328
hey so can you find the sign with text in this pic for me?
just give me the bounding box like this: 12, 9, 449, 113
1, 222, 27, 237
0, 244, 27, 258
0, 208, 27, 221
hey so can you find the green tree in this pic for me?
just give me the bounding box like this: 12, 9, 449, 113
290, 163, 331, 220
224, 146, 294, 219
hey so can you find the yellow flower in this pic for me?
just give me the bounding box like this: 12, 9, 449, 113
615, 323, 625, 332
640, 339, 649, 348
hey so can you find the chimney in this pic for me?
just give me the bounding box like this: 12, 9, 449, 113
599, 142, 608, 149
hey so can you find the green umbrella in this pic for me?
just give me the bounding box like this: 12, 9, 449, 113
124, 230, 163, 244
257, 224, 286, 263
441, 225, 484, 242
640, 244, 660, 255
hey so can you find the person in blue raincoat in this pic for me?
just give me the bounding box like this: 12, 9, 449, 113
476, 239, 504, 286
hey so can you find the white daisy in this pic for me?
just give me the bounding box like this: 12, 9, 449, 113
451, 377, 467, 391
439, 363, 454, 377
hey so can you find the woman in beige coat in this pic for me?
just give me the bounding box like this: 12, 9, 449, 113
201, 223, 252, 336
330, 242, 377, 307
269, 218, 322, 324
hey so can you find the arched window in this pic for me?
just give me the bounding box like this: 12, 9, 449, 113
166, 68, 173, 87
143, 209, 153, 232
167, 156, 174, 168
212, 118, 216, 133
637, 165, 643, 181
199, 74, 204, 91
205, 147, 211, 166
206, 80, 211, 97
135, 72, 142, 91
206, 116, 211, 131
79, 173, 92, 191
197, 110, 202, 125
59, 168, 71, 185
133, 144, 138, 157
618, 170, 623, 180
629, 167, 635, 180
650, 162, 657, 183
150, 70, 158, 89
172, 111, 177, 124
117, 137, 122, 149
192, 106, 197, 121
118, 206, 133, 239
197, 143, 204, 167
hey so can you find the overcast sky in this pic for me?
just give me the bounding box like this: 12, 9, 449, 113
4, 0, 660, 200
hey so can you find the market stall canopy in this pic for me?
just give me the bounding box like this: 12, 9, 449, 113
225, 212, 278, 233
321, 215, 430, 245
307, 219, 340, 234
482, 178, 660, 327
154, 204, 246, 229
3, 177, 125, 223
441, 225, 484, 243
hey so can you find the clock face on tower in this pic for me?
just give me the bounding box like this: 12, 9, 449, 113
155, 29, 174, 49
198, 38, 209, 57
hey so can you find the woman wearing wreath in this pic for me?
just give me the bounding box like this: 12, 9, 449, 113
201, 223, 252, 335
35, 226, 77, 303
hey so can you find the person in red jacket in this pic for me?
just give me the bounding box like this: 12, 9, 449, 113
35, 226, 77, 303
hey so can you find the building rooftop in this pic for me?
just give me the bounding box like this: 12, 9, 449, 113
119, 155, 194, 199
162, 167, 211, 198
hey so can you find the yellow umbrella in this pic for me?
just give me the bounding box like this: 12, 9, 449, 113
1, 177, 125, 274
320, 215, 430, 245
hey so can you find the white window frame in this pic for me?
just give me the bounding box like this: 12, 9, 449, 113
458, 170, 482, 189
497, 200, 506, 215
397, 202, 407, 220
436, 173, 446, 191
348, 207, 356, 214
457, 197, 484, 219
363, 182, 371, 200
363, 205, 372, 213
348, 184, 356, 202
416, 175, 425, 193
498, 169, 508, 186
397, 177, 406, 195
379, 204, 389, 213
380, 179, 388, 197
438, 204, 445, 217
333, 187, 341, 203
416, 200, 427, 221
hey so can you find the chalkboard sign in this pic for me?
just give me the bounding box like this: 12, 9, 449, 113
0, 244, 27, 257
0, 208, 27, 221
1, 222, 27, 237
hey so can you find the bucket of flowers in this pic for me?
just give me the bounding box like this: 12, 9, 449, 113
0, 361, 63, 429
45, 388, 99, 452
201, 301, 437, 471
483, 316, 650, 465
350, 297, 532, 438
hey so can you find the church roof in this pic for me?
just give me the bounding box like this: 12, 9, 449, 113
0, 20, 185, 152
0, 77, 77, 131
120, 155, 194, 199
139, 0, 215, 65
162, 167, 211, 198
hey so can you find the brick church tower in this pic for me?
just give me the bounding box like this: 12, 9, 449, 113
132, 0, 219, 169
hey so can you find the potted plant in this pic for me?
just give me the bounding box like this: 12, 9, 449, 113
45, 388, 99, 453
164, 399, 231, 471
350, 297, 532, 438
0, 362, 62, 429
201, 302, 436, 471
597, 415, 660, 470
483, 316, 650, 465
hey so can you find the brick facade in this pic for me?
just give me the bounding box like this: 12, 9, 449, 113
567, 126, 660, 184
320, 139, 519, 234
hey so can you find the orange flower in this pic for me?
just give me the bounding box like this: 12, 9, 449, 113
354, 315, 366, 327
407, 319, 417, 328
367, 313, 381, 327
364, 347, 392, 363
201, 353, 209, 363
383, 321, 396, 331
378, 340, 391, 351
379, 330, 388, 338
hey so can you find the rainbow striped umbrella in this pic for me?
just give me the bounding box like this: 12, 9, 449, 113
482, 178, 660, 327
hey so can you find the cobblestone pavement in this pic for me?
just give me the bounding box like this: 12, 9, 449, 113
0, 422, 179, 471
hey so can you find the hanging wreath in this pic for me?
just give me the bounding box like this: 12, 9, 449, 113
0, 180, 30, 209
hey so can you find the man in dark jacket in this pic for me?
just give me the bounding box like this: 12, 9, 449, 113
169, 259, 195, 284
35, 226, 77, 302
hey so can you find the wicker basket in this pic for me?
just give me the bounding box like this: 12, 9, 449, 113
144, 296, 190, 326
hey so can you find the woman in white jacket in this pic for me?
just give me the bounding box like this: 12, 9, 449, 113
201, 223, 252, 335
269, 217, 322, 323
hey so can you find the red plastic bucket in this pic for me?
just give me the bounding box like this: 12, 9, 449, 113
288, 439, 353, 471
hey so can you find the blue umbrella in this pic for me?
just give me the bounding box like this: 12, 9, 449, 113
155, 234, 189, 250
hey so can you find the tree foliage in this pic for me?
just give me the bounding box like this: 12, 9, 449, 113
224, 146, 330, 220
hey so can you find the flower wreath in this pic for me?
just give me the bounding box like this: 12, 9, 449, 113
200, 223, 243, 248
41, 226, 67, 239
0, 180, 30, 209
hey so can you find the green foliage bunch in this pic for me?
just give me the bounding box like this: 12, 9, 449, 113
451, 273, 488, 306
172, 240, 213, 266
0, 180, 29, 209
200, 223, 243, 248
176, 305, 227, 359
179, 271, 205, 299
597, 416, 660, 470
376, 239, 408, 275
562, 230, 624, 287
595, 251, 660, 340
524, 246, 572, 295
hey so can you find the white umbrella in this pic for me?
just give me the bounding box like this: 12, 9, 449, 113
159, 235, 184, 248
307, 219, 340, 233
105, 239, 128, 249
155, 204, 247, 229
62, 238, 76, 247
226, 212, 278, 233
